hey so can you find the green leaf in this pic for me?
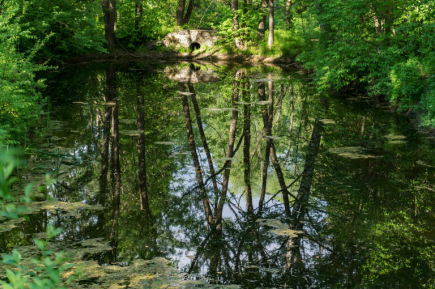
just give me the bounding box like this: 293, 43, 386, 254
6, 269, 16, 285
34, 239, 46, 251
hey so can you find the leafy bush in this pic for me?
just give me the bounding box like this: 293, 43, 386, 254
0, 143, 77, 288
0, 2, 48, 144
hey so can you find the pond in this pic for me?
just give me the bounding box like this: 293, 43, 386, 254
2, 61, 435, 288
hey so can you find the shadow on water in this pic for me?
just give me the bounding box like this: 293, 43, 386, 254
3, 61, 435, 288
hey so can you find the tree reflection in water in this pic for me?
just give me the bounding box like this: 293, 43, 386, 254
9, 62, 435, 288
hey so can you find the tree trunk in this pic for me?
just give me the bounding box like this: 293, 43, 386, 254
135, 1, 143, 30
177, 0, 195, 26
231, 0, 243, 48
285, 0, 292, 30
258, 0, 267, 40
176, 0, 186, 26
268, 0, 274, 49
183, 0, 195, 24
102, 0, 116, 49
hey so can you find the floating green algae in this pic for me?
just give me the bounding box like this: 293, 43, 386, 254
328, 147, 380, 159
0, 217, 26, 233
27, 201, 104, 218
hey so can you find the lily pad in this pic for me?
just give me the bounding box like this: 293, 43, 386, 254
154, 141, 176, 145
265, 136, 282, 140
215, 157, 234, 162
251, 79, 274, 82
120, 130, 144, 136
270, 228, 304, 237
205, 108, 238, 112
176, 91, 194, 96
328, 147, 380, 159
254, 101, 271, 105
319, 119, 336, 125
119, 119, 137, 124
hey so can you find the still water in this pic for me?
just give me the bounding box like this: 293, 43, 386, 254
3, 62, 435, 288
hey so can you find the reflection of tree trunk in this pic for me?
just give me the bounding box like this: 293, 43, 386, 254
361, 116, 366, 136
270, 142, 291, 217
242, 80, 253, 217
285, 92, 295, 160
137, 86, 152, 222
285, 118, 322, 274
215, 70, 241, 230
179, 83, 214, 227
96, 66, 114, 236
98, 68, 114, 206
108, 65, 121, 264
258, 79, 273, 213
188, 84, 219, 197
292, 120, 322, 222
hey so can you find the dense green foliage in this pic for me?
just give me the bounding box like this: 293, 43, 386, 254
0, 2, 47, 144
301, 0, 435, 127
1, 0, 434, 142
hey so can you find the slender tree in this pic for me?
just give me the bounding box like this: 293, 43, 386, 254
285, 0, 292, 30
101, 0, 116, 48
268, 0, 274, 48
258, 0, 267, 40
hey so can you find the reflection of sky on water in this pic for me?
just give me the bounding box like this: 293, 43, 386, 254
10, 62, 435, 288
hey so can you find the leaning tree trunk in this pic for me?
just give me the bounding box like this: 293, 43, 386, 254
268, 0, 274, 48
102, 0, 116, 49
176, 0, 195, 26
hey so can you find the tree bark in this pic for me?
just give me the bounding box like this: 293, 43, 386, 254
285, 0, 292, 30
176, 0, 195, 26
135, 1, 143, 30
268, 0, 274, 48
176, 0, 186, 26
183, 0, 195, 24
258, 0, 267, 40
231, 0, 243, 48
102, 0, 116, 49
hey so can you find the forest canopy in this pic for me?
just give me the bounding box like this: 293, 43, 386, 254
0, 0, 434, 141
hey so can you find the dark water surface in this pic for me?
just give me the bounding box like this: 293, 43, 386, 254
4, 62, 435, 288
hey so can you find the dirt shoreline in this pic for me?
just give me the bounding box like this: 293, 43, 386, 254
63, 49, 299, 67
